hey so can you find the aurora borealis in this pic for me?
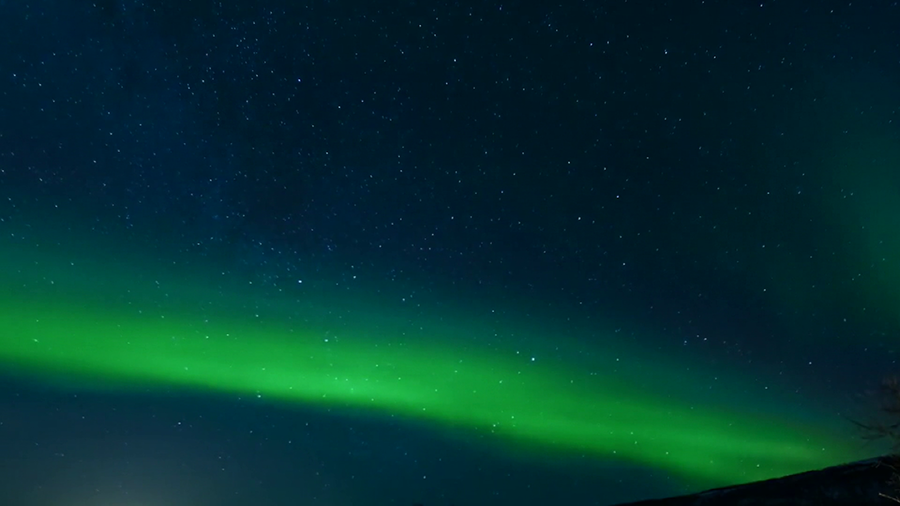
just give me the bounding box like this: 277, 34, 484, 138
0, 226, 867, 488
2, 1, 900, 505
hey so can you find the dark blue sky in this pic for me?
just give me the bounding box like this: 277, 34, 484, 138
1, 1, 899, 505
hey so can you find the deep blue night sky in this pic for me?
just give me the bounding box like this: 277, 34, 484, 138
1, 1, 900, 505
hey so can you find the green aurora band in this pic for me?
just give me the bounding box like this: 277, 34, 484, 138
0, 223, 871, 490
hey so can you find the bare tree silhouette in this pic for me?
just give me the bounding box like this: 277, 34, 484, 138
849, 377, 900, 503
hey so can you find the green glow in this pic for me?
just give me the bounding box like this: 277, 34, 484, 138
832, 136, 900, 328
0, 240, 866, 491
759, 75, 900, 332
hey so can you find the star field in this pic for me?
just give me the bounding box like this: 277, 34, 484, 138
1, 1, 899, 505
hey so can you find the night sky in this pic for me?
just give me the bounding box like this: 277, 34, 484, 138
1, 1, 899, 505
